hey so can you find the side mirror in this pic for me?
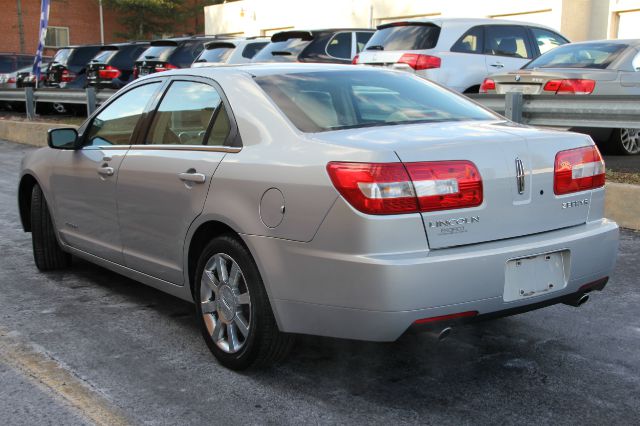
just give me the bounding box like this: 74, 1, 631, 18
48, 128, 79, 150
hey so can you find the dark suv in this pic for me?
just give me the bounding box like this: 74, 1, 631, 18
45, 45, 104, 88
86, 42, 149, 89
133, 36, 223, 78
251, 29, 374, 64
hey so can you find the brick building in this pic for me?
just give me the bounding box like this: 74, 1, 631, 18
1, 0, 205, 56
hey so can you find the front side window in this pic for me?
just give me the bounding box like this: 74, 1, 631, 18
484, 25, 532, 58
531, 28, 568, 55
255, 70, 496, 133
85, 82, 160, 147
451, 26, 483, 54
524, 42, 628, 69
147, 81, 229, 146
326, 32, 352, 59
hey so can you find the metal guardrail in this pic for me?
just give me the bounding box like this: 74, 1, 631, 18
1, 88, 639, 129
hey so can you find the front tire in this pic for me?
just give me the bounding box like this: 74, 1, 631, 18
30, 184, 71, 271
610, 128, 640, 155
194, 235, 294, 370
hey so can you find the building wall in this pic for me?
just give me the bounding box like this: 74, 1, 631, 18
0, 0, 128, 55
204, 0, 640, 41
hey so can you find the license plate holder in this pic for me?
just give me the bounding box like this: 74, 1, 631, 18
503, 251, 569, 302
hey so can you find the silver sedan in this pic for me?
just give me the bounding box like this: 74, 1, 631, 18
481, 39, 640, 155
18, 64, 619, 370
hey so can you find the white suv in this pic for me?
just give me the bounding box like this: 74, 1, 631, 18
355, 18, 569, 93
191, 38, 270, 67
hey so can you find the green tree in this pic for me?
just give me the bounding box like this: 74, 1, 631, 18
102, 0, 184, 39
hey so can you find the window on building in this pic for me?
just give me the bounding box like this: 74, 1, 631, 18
45, 27, 70, 48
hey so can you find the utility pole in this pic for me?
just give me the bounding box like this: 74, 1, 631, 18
16, 0, 25, 53
99, 0, 105, 44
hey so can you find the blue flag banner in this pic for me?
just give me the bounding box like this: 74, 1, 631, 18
32, 0, 51, 87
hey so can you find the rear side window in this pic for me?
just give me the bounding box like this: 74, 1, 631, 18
241, 42, 268, 59
530, 28, 568, 54
196, 46, 235, 63
255, 70, 496, 133
451, 26, 483, 54
326, 32, 352, 59
356, 32, 373, 52
365, 24, 441, 51
170, 41, 206, 67
85, 82, 160, 147
147, 81, 229, 146
252, 38, 313, 62
484, 25, 532, 59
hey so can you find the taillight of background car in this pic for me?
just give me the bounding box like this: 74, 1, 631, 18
326, 161, 482, 215
155, 63, 178, 72
544, 79, 595, 95
98, 65, 122, 79
60, 69, 77, 82
397, 53, 441, 70
479, 78, 496, 93
554, 146, 605, 195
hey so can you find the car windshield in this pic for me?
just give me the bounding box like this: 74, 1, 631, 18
196, 46, 235, 63
252, 38, 312, 62
365, 23, 441, 51
255, 70, 497, 133
524, 42, 628, 69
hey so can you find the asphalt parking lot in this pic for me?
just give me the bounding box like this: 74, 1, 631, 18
1, 139, 639, 425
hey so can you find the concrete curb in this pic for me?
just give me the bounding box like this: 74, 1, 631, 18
1, 119, 638, 231
0, 120, 78, 148
605, 182, 640, 231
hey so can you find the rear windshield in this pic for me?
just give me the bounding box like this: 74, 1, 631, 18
52, 48, 72, 65
91, 49, 117, 64
524, 42, 628, 69
365, 23, 441, 51
255, 70, 496, 133
195, 46, 235, 63
0, 56, 17, 73
252, 38, 312, 62
68, 47, 102, 67
242, 42, 268, 59
170, 41, 206, 67
111, 45, 149, 69
137, 45, 176, 62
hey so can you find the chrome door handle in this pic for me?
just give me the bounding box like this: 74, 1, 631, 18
490, 63, 504, 68
97, 166, 114, 176
178, 172, 206, 183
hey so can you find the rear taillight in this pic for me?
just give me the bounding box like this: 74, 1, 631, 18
397, 53, 441, 70
352, 54, 359, 65
326, 161, 483, 215
8, 76, 16, 84
554, 146, 605, 195
155, 63, 178, 72
543, 79, 595, 95
479, 78, 496, 93
98, 65, 121, 79
61, 69, 76, 82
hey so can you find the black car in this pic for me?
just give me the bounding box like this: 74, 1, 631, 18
0, 53, 36, 75
45, 44, 103, 88
133, 36, 225, 78
86, 42, 149, 89
251, 29, 374, 64
16, 62, 51, 88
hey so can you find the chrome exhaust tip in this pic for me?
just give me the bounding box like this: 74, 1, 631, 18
564, 293, 590, 307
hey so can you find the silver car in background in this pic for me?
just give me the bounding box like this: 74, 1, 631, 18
481, 39, 640, 155
18, 64, 618, 370
191, 38, 269, 67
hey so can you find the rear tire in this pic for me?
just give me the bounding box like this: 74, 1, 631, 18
30, 184, 71, 271
610, 128, 640, 155
194, 234, 294, 370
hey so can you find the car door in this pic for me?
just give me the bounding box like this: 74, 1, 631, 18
448, 25, 488, 92
116, 77, 236, 284
50, 81, 162, 263
483, 25, 533, 73
620, 51, 640, 91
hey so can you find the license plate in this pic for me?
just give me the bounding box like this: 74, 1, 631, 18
139, 68, 150, 76
498, 84, 540, 95
503, 251, 568, 302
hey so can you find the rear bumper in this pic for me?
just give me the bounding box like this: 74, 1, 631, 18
246, 219, 619, 342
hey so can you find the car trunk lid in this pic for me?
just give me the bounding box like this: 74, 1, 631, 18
494, 69, 618, 94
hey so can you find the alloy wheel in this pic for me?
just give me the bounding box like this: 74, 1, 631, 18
620, 128, 640, 155
200, 253, 251, 354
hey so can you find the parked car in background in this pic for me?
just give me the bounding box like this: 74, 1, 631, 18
45, 45, 104, 88
0, 53, 37, 84
355, 18, 569, 93
16, 62, 51, 88
133, 36, 222, 78
19, 64, 618, 370
86, 42, 149, 89
191, 38, 269, 67
252, 29, 374, 64
481, 39, 640, 155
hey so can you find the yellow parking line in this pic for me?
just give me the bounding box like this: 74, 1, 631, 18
0, 327, 131, 426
